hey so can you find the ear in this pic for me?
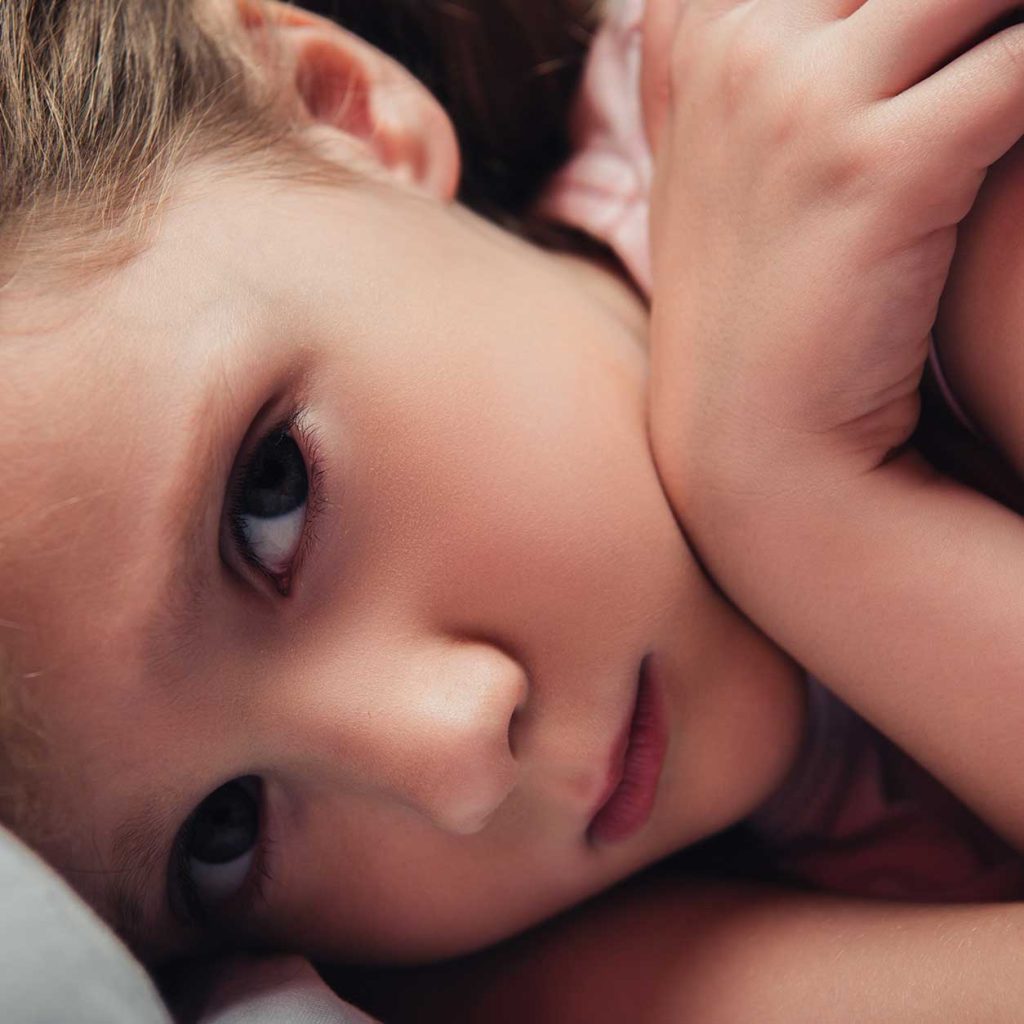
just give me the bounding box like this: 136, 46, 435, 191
238, 0, 461, 200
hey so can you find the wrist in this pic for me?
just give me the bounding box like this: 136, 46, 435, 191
656, 428, 938, 566
647, 353, 922, 533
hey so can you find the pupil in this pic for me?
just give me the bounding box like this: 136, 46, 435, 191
243, 433, 308, 518
188, 779, 258, 865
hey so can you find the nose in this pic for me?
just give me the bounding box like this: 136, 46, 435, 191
291, 639, 528, 836
389, 643, 527, 833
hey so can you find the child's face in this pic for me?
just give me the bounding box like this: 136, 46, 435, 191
0, 165, 805, 965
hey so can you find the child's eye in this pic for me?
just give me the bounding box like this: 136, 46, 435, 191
229, 426, 309, 584
173, 777, 263, 923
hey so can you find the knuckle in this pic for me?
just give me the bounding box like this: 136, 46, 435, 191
722, 20, 776, 91
994, 25, 1024, 79
811, 114, 890, 203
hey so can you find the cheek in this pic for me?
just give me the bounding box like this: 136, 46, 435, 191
272, 798, 571, 964
327, 308, 676, 626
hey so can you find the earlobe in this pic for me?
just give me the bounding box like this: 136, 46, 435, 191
237, 0, 461, 201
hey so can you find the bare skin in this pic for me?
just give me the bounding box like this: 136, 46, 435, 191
0, 3, 805, 967
936, 137, 1024, 478
642, 0, 1024, 850
6, 3, 1024, 1019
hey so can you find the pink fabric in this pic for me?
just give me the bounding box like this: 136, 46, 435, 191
537, 0, 652, 293
540, 0, 1022, 902
749, 680, 1024, 902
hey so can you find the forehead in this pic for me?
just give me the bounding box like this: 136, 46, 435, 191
0, 170, 332, 728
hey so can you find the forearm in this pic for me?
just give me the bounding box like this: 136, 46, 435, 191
678, 445, 1024, 849
333, 871, 1024, 1024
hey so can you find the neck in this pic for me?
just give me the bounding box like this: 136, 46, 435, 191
547, 241, 649, 345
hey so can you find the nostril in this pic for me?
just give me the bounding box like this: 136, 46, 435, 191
508, 704, 522, 759
507, 671, 529, 760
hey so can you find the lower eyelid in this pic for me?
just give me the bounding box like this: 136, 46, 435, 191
190, 851, 257, 904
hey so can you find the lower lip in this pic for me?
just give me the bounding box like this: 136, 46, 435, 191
587, 657, 668, 846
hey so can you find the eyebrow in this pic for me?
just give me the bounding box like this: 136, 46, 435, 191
144, 405, 229, 683
108, 796, 181, 953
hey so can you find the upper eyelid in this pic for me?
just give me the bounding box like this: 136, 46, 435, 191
288, 417, 328, 581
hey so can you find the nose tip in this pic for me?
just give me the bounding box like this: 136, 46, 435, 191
388, 642, 527, 835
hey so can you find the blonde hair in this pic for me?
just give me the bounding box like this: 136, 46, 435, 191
0, 0, 342, 284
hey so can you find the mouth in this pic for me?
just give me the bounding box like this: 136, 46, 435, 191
587, 655, 668, 846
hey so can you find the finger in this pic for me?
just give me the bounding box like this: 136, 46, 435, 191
641, 0, 682, 156
847, 0, 1024, 96
642, 0, 762, 155
826, 0, 868, 16
883, 21, 1024, 179
762, 0, 867, 22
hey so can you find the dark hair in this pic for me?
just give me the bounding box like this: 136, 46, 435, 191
295, 1, 598, 244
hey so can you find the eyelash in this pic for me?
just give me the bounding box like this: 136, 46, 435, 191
172, 801, 277, 931
227, 409, 326, 596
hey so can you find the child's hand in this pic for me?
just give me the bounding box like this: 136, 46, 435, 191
638, 2, 1024, 851
642, 0, 1024, 510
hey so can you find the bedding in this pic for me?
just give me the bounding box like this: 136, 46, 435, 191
0, 825, 378, 1023
0, 825, 170, 1023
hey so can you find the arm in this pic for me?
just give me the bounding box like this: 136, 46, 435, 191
329, 870, 1024, 1024
641, 0, 1024, 846
681, 447, 1024, 850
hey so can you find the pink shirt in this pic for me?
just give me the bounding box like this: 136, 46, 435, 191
538, 0, 1022, 901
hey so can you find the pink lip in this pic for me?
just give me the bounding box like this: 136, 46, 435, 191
587, 656, 667, 846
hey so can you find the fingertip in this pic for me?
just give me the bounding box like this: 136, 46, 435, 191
641, 0, 682, 155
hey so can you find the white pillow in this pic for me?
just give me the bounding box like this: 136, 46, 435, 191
0, 825, 380, 1024
0, 825, 171, 1023
188, 956, 379, 1024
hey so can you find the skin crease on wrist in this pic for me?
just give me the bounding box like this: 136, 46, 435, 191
0, 0, 808, 968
